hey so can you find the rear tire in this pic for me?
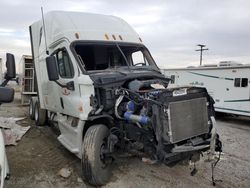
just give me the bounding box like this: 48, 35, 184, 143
34, 101, 47, 126
29, 97, 37, 120
81, 124, 111, 185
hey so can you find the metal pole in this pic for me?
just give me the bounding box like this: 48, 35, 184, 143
196, 44, 208, 66
200, 50, 202, 66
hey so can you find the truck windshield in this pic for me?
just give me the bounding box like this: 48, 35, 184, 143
72, 42, 158, 72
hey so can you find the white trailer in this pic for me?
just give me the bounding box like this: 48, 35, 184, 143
29, 11, 221, 185
163, 62, 250, 116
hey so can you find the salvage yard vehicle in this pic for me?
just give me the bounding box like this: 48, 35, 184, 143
29, 11, 222, 185
0, 53, 16, 188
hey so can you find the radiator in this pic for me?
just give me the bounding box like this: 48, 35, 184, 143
168, 97, 209, 143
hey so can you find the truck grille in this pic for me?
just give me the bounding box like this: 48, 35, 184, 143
168, 97, 209, 143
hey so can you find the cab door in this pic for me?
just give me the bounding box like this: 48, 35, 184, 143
54, 45, 81, 117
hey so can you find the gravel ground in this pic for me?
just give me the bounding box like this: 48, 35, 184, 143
2, 92, 250, 188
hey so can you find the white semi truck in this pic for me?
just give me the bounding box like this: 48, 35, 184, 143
29, 11, 222, 185
0, 53, 17, 188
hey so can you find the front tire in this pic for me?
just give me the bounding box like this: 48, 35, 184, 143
34, 101, 47, 126
81, 124, 111, 185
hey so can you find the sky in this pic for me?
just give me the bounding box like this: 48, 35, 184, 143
1, 0, 250, 72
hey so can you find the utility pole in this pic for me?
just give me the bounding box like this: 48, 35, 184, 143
196, 44, 208, 66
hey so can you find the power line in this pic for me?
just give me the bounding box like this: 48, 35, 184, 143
196, 44, 208, 66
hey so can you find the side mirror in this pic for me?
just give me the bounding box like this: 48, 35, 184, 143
46, 56, 59, 81
5, 53, 16, 79
0, 87, 14, 103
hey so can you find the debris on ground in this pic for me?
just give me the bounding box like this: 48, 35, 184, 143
58, 168, 72, 178
0, 117, 30, 145
142, 157, 157, 165
77, 177, 83, 183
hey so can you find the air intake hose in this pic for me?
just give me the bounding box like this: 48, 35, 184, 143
124, 101, 150, 125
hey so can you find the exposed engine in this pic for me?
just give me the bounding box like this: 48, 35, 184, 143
91, 76, 221, 164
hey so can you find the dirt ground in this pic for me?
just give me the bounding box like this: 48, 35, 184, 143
2, 91, 250, 188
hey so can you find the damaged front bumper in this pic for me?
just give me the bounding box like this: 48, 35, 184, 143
162, 116, 222, 164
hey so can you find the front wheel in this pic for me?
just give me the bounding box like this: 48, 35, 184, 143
81, 124, 112, 185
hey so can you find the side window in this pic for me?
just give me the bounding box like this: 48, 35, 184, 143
234, 78, 248, 87
242, 78, 248, 87
56, 49, 74, 78
234, 78, 240, 87
170, 75, 175, 84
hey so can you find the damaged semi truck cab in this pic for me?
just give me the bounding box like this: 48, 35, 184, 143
29, 11, 222, 185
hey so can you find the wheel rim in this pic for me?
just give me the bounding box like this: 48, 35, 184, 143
29, 101, 33, 116
100, 143, 109, 169
35, 105, 38, 121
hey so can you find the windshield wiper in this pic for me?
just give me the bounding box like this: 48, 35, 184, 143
116, 43, 131, 71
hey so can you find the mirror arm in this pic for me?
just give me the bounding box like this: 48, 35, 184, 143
54, 80, 75, 91
1, 79, 10, 87
55, 80, 66, 88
